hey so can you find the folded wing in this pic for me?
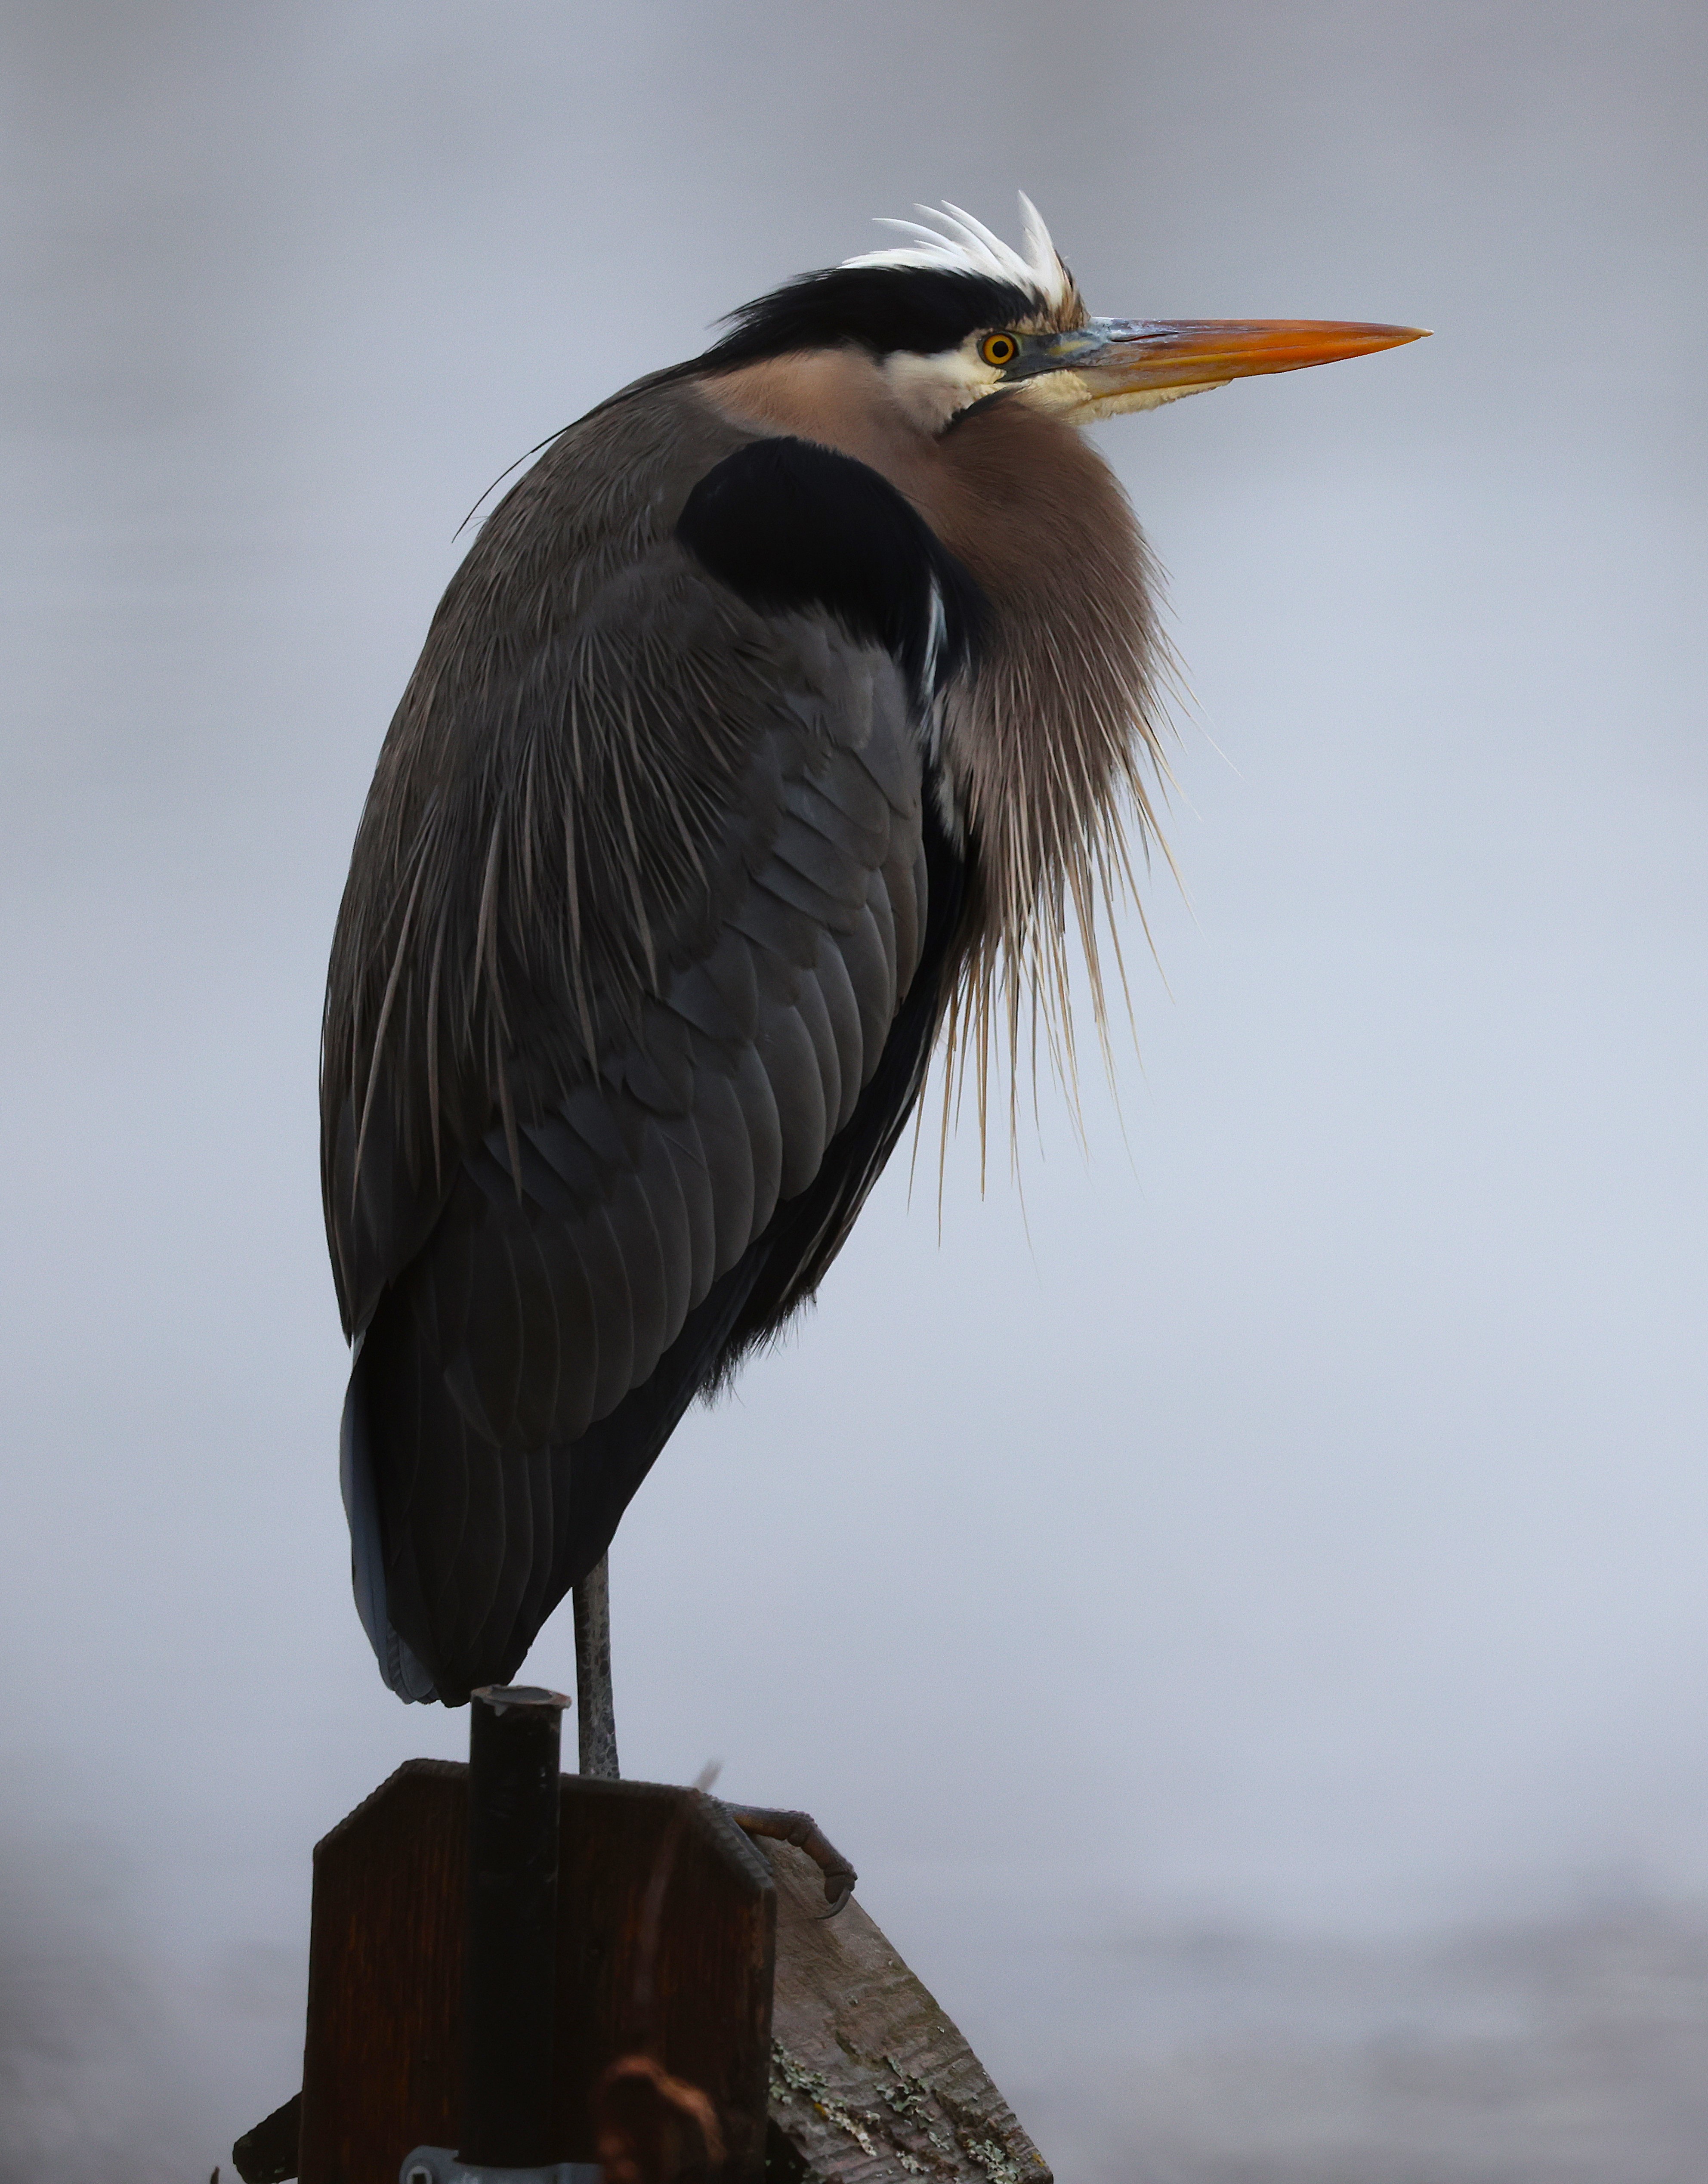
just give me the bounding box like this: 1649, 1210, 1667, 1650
322, 384, 977, 1700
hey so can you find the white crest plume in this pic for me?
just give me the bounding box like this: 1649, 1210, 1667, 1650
843, 194, 1071, 316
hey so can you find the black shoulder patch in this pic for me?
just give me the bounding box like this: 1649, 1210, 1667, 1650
676, 437, 988, 699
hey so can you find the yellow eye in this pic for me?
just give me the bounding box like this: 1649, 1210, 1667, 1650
979, 332, 1019, 369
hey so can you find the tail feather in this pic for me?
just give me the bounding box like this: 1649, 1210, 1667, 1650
340, 1344, 440, 1704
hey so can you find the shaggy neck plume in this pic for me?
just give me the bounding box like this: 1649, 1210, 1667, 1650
701, 358, 1169, 1119
918, 399, 1168, 1115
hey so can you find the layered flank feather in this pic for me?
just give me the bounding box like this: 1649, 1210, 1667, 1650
322, 383, 976, 1701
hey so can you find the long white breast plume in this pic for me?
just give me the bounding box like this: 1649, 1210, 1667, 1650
843, 194, 1070, 316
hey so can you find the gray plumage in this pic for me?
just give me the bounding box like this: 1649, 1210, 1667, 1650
326, 384, 950, 1699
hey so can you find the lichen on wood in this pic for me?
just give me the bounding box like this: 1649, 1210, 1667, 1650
762, 1839, 1051, 2184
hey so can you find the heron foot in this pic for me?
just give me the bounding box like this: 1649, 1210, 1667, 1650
722, 1804, 856, 1916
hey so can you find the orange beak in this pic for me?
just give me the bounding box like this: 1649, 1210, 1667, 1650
1039, 318, 1429, 417
1081, 317, 1430, 394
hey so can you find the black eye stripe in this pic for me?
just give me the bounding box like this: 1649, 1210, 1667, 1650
705, 269, 1038, 365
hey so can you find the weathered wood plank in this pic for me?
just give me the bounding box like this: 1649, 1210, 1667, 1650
763, 1842, 1053, 2184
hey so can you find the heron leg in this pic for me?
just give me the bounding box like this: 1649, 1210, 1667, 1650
723, 1804, 856, 1915
572, 1556, 620, 1779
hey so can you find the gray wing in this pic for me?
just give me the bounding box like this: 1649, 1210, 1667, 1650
321, 384, 949, 1700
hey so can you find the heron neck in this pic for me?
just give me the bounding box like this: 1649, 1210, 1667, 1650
697, 349, 942, 504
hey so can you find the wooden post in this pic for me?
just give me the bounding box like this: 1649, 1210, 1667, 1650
244, 1779, 1053, 2184
295, 1768, 775, 2182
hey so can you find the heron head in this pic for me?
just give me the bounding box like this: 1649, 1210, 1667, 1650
704, 197, 1425, 436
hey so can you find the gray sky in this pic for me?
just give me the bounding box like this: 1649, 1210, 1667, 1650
1, 1, 1705, 2170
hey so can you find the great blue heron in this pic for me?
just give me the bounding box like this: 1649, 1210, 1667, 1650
322, 199, 1422, 1765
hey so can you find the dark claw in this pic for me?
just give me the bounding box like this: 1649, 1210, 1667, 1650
722, 1803, 856, 1916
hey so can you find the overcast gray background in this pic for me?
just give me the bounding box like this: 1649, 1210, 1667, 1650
2, 3, 1705, 2176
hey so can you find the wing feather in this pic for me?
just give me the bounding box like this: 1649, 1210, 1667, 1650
323, 383, 979, 1700
729, 1037, 785, 1238
653, 1108, 720, 1309
756, 1001, 829, 1199
605, 1163, 674, 1386
813, 930, 866, 1128
789, 962, 844, 1140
